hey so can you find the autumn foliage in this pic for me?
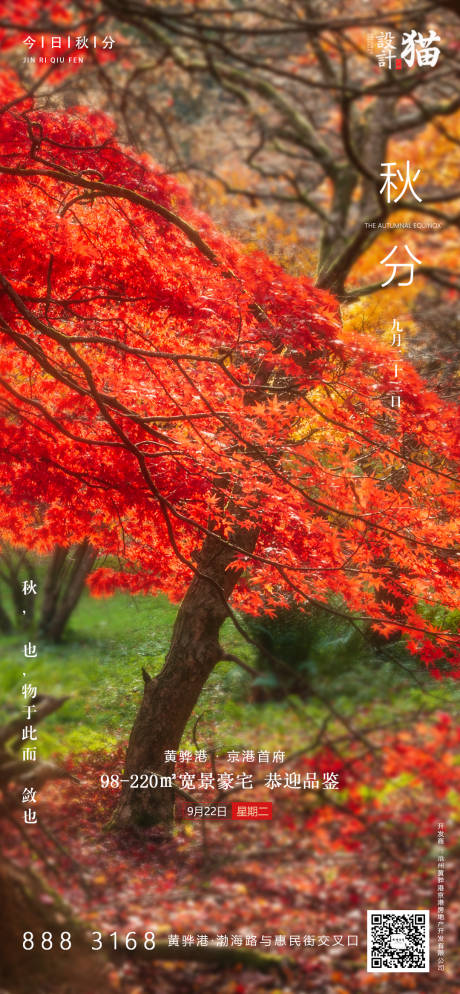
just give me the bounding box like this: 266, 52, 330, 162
3, 711, 459, 993
0, 10, 459, 991
0, 73, 459, 669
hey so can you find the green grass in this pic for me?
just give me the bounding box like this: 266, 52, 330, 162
0, 590, 251, 755
1, 588, 458, 758
1, 591, 178, 753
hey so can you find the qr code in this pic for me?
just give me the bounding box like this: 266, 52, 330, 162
367, 910, 430, 972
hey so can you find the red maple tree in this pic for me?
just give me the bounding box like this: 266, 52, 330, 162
0, 80, 458, 829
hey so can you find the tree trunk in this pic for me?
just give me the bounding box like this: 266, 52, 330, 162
39, 540, 97, 642
110, 528, 256, 833
0, 860, 113, 994
0, 544, 36, 630
0, 595, 12, 633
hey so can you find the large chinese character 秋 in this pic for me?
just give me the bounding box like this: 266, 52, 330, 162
380, 161, 422, 203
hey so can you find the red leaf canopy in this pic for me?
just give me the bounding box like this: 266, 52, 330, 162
0, 91, 458, 668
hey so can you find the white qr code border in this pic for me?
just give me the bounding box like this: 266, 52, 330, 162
367, 909, 430, 972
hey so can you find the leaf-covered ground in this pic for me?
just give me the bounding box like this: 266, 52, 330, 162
7, 713, 459, 994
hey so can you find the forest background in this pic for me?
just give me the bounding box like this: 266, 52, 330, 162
0, 2, 459, 993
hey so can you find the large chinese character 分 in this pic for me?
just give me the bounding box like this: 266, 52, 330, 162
379, 245, 422, 287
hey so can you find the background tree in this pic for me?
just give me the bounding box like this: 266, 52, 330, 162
94, 0, 459, 403
0, 538, 97, 640
1, 2, 457, 436
0, 84, 458, 831
2, 1, 458, 293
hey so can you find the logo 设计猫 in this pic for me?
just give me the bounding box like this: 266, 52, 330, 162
370, 29, 441, 70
